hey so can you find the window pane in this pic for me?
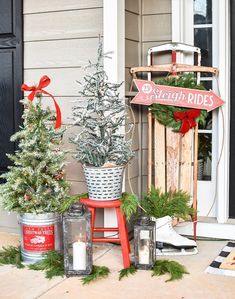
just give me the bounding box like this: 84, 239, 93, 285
194, 27, 212, 66
198, 133, 212, 181
194, 0, 212, 24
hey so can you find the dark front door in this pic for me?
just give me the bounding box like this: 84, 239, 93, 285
0, 0, 23, 175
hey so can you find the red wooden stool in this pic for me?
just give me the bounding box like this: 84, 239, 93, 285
80, 198, 130, 268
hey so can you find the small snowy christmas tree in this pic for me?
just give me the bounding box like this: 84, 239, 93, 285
70, 41, 134, 167
0, 96, 70, 214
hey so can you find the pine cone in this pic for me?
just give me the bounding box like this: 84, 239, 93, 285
24, 194, 31, 201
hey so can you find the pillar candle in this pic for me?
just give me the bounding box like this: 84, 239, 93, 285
73, 240, 86, 270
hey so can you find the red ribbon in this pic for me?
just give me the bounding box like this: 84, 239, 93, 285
173, 109, 201, 135
21, 75, 62, 129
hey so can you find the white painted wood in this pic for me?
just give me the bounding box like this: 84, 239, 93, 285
24, 38, 100, 69
142, 0, 171, 15
125, 11, 139, 41
175, 220, 235, 240
142, 14, 171, 42
103, 0, 125, 232
24, 0, 102, 14
24, 68, 84, 96
24, 9, 102, 41
171, 0, 193, 45
216, 0, 230, 223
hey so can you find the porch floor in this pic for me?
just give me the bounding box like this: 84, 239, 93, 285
0, 232, 234, 299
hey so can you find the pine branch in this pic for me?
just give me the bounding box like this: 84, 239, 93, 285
141, 186, 195, 219
28, 250, 64, 279
81, 265, 110, 285
0, 246, 25, 269
118, 265, 137, 281
59, 193, 88, 213
120, 192, 139, 221
152, 260, 189, 282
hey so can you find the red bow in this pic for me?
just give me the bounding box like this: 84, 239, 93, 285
21, 75, 62, 129
173, 109, 201, 135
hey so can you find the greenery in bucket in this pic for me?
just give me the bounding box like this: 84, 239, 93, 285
70, 40, 134, 167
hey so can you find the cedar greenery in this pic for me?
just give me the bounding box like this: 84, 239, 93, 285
81, 265, 110, 285
118, 265, 137, 280
120, 192, 139, 221
58, 192, 88, 213
0, 246, 24, 269
28, 250, 64, 279
141, 186, 195, 219
0, 246, 189, 283
152, 260, 189, 282
150, 73, 208, 131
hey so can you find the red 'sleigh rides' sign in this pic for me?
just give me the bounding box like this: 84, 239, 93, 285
131, 79, 224, 111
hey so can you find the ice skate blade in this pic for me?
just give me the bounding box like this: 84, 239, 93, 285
156, 246, 198, 256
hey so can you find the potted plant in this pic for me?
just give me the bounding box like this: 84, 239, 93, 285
0, 78, 70, 263
70, 41, 134, 201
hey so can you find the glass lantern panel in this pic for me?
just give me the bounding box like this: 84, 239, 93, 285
65, 219, 88, 272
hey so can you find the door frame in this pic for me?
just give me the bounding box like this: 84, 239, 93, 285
172, 0, 230, 223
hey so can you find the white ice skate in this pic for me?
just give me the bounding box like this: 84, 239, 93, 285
153, 215, 198, 256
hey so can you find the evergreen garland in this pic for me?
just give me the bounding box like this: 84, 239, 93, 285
150, 73, 208, 131
0, 246, 189, 283
118, 265, 137, 280
0, 97, 70, 214
81, 265, 110, 285
152, 260, 189, 282
0, 246, 24, 269
28, 250, 64, 279
120, 192, 139, 221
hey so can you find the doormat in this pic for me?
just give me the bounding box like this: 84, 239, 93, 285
205, 242, 235, 277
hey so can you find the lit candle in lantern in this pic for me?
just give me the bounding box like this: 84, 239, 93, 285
73, 240, 86, 270
138, 245, 150, 264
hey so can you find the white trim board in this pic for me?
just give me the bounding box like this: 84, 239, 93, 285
175, 221, 235, 240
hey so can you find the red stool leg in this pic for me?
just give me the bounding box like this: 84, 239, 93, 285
88, 207, 96, 241
116, 207, 130, 268
123, 216, 131, 253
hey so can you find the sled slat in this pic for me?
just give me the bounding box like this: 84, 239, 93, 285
179, 131, 193, 193
154, 118, 166, 192
166, 128, 180, 191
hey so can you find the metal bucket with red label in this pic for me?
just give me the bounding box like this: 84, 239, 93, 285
18, 213, 62, 263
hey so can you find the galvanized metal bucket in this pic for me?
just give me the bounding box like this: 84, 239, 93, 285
18, 213, 62, 263
83, 165, 125, 201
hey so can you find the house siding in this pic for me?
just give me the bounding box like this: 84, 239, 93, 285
23, 0, 103, 196
125, 0, 141, 196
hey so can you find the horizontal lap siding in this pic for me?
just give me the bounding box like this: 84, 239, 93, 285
23, 1, 103, 195
141, 0, 172, 193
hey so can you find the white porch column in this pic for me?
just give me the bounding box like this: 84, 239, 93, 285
103, 0, 125, 230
